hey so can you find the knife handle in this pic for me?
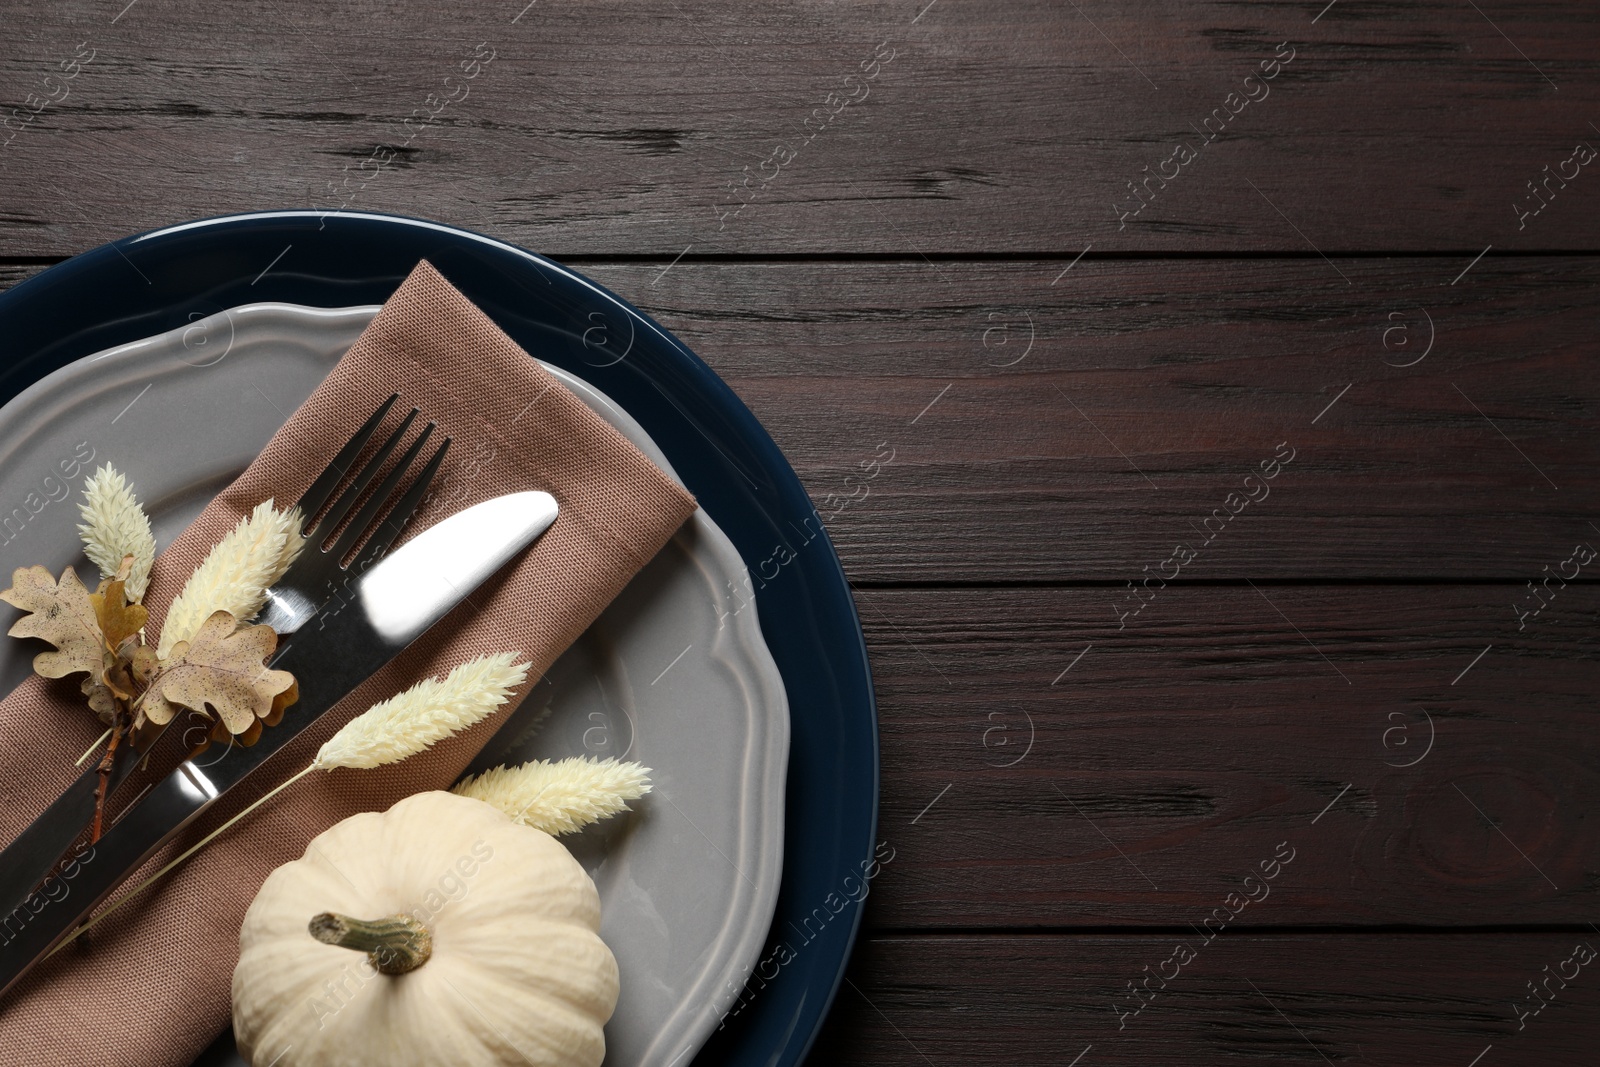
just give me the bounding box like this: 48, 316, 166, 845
0, 761, 213, 1001
0, 632, 310, 927
0, 716, 203, 924
0, 593, 402, 1001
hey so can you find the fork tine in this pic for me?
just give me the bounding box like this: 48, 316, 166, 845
347, 436, 451, 573
310, 407, 419, 545
294, 393, 398, 526
328, 422, 435, 564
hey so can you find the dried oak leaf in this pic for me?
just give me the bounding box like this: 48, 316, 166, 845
191, 675, 299, 756
81, 640, 162, 727
266, 677, 298, 728
88, 577, 147, 651
142, 610, 295, 734
81, 675, 119, 725
0, 565, 105, 679
128, 643, 159, 688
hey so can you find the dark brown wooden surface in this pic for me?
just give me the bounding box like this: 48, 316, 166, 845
2, 1, 1597, 1064
862, 586, 1600, 926
0, 1, 1599, 255
612, 257, 1600, 582
808, 934, 1600, 1065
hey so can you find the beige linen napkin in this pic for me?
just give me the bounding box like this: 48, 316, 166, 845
0, 260, 697, 1065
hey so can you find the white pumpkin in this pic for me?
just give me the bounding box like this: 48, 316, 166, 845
232, 790, 619, 1067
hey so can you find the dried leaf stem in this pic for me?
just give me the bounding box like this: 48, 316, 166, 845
88, 705, 124, 842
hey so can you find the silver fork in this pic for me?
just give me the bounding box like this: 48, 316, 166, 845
0, 394, 450, 921
257, 393, 450, 635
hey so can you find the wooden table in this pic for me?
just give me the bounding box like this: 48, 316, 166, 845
3, 1, 1597, 1063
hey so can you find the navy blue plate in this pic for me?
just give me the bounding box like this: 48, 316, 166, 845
0, 211, 878, 1067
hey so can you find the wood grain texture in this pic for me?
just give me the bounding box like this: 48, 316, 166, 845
806, 933, 1600, 1066
0, 1, 1596, 256
7, 254, 1595, 584
1, 0, 1597, 1062
0, 263, 39, 289
859, 585, 1600, 926
594, 256, 1600, 582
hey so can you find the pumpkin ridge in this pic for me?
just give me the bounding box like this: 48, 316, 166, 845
426, 958, 609, 1066
435, 925, 619, 1018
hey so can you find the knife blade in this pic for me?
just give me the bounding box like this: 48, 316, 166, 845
0, 490, 558, 1000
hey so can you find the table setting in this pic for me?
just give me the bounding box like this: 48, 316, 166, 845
3, 2, 1599, 1064
0, 217, 878, 1067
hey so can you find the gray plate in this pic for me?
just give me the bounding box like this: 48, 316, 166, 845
0, 303, 789, 1067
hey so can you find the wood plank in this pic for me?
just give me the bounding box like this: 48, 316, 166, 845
1, 255, 1594, 581
586, 256, 1600, 582
0, 263, 41, 290
805, 933, 1600, 1066
857, 586, 1600, 927
0, 2, 1597, 256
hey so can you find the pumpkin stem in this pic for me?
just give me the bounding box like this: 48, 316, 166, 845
309, 912, 433, 976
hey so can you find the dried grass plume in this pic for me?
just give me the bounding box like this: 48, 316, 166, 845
313, 652, 530, 771
453, 756, 653, 836
158, 500, 303, 656
77, 464, 157, 600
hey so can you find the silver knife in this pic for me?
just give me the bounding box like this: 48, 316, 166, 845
0, 397, 445, 925
0, 490, 558, 999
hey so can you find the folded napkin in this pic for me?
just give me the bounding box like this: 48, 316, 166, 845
0, 260, 697, 1065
